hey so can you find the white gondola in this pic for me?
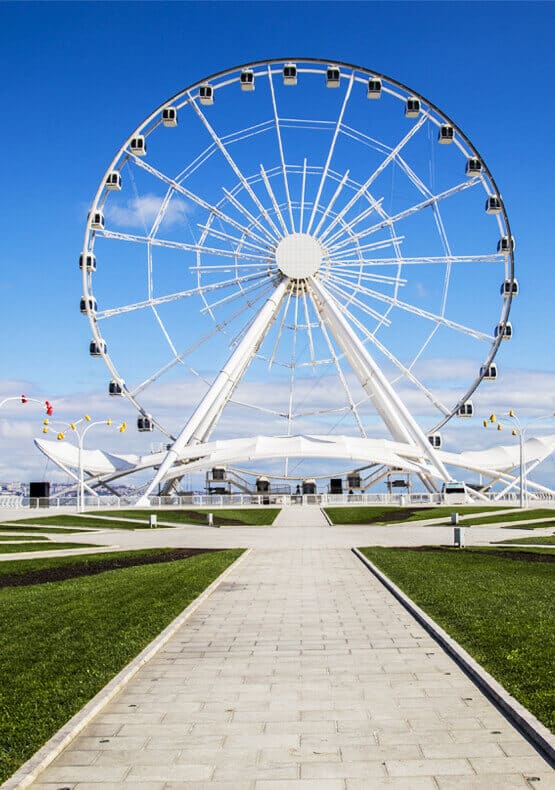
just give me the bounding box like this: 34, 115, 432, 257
347, 473, 361, 488
326, 65, 340, 88
500, 279, 519, 297
405, 97, 420, 118
428, 433, 442, 449
480, 364, 498, 381
105, 171, 122, 191
302, 478, 316, 494
137, 414, 154, 432
108, 379, 125, 396
240, 68, 255, 91
199, 84, 214, 105
80, 296, 97, 314
130, 136, 146, 156
485, 195, 502, 214
495, 321, 513, 340
79, 253, 96, 272
497, 236, 515, 254
90, 211, 104, 230
89, 339, 106, 356
161, 107, 178, 127
465, 157, 482, 177
255, 475, 269, 493
367, 78, 382, 99
457, 401, 474, 418
438, 124, 454, 144
283, 62, 297, 85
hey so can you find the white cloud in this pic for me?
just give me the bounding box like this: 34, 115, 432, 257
105, 194, 192, 230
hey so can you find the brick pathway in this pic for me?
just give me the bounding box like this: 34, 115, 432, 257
31, 549, 552, 789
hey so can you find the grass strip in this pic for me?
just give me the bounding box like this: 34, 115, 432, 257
359, 546, 554, 731
4, 515, 158, 531
0, 525, 95, 534
0, 542, 100, 554
0, 548, 243, 783
461, 508, 555, 526
493, 535, 555, 546
324, 505, 507, 525
0, 535, 49, 542
87, 508, 281, 526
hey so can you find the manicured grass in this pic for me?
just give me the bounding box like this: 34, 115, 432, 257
89, 508, 281, 526
0, 542, 100, 554
0, 524, 95, 534
0, 535, 48, 542
324, 505, 507, 525
0, 548, 243, 783
359, 546, 555, 731
4, 515, 157, 530
494, 535, 555, 546
505, 521, 555, 530
460, 508, 555, 526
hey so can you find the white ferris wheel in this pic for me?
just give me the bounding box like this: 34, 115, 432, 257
79, 58, 516, 497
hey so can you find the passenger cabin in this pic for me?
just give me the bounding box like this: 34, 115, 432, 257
442, 481, 468, 505
79, 253, 96, 272
438, 124, 454, 144
80, 297, 97, 314
130, 136, 146, 156
199, 84, 214, 105
405, 97, 420, 117
90, 211, 104, 230
427, 433, 442, 449
302, 478, 316, 495
457, 401, 474, 418
240, 68, 255, 91
501, 279, 519, 297
283, 63, 297, 85
105, 171, 122, 191
465, 157, 482, 177
89, 339, 106, 356
486, 196, 502, 215
329, 478, 343, 494
255, 476, 270, 493
212, 466, 226, 481
347, 473, 361, 488
161, 107, 178, 127
497, 236, 515, 254
108, 379, 125, 396
495, 322, 513, 340
137, 415, 154, 432
480, 363, 498, 381
367, 78, 382, 98
326, 66, 340, 88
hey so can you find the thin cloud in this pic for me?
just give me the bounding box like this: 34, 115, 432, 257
105, 194, 192, 230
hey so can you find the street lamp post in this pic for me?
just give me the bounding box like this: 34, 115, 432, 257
0, 394, 53, 414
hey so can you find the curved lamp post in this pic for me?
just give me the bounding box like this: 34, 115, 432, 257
484, 410, 555, 508
43, 415, 127, 512
1, 394, 53, 414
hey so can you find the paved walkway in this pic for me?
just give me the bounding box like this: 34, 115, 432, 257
30, 548, 551, 789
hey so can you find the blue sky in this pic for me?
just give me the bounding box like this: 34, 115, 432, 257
1, 1, 554, 485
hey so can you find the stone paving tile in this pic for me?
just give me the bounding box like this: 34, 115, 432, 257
28, 547, 553, 787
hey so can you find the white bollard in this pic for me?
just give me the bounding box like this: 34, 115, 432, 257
207, 512, 214, 527
149, 514, 157, 529
453, 526, 465, 548
451, 512, 459, 525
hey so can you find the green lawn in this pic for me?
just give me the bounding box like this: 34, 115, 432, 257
0, 525, 96, 534
88, 508, 281, 526
0, 535, 48, 542
324, 505, 508, 525
359, 546, 554, 731
461, 508, 555, 526
0, 542, 100, 554
493, 535, 555, 546
0, 548, 243, 784
4, 515, 158, 531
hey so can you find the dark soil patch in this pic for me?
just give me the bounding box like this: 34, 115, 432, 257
400, 546, 555, 563
0, 548, 221, 589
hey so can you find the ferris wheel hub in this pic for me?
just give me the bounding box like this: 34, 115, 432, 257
275, 233, 323, 280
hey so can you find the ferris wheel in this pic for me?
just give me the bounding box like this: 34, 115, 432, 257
80, 58, 515, 492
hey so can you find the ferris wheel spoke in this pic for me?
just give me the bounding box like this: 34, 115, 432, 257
312, 170, 350, 237
267, 65, 295, 233
130, 286, 273, 397
307, 281, 367, 438
330, 178, 480, 253
318, 113, 428, 243
327, 235, 405, 260
306, 72, 355, 234
329, 269, 406, 287
99, 229, 269, 262
196, 222, 273, 255
325, 278, 393, 325
299, 158, 308, 233
331, 254, 504, 268
188, 94, 282, 241
328, 272, 493, 342
340, 303, 451, 416
97, 271, 269, 320
201, 274, 279, 315
129, 154, 272, 248
302, 286, 317, 370
285, 295, 300, 461
259, 165, 289, 235
323, 197, 385, 249
222, 187, 279, 246
268, 287, 293, 369
151, 305, 178, 357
